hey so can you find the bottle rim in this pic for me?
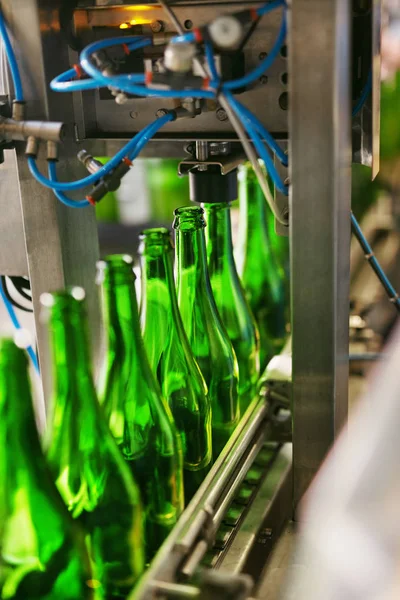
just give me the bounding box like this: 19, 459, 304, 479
96, 254, 136, 285
40, 287, 86, 321
138, 227, 173, 255
172, 205, 206, 231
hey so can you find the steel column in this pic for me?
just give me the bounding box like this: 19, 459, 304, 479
0, 0, 100, 402
289, 0, 351, 513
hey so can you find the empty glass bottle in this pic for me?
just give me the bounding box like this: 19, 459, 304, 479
41, 288, 145, 598
139, 228, 212, 501
203, 201, 260, 413
235, 163, 287, 371
96, 255, 184, 561
173, 206, 239, 456
0, 339, 95, 600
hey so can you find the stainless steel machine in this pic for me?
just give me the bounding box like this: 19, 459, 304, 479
0, 1, 387, 598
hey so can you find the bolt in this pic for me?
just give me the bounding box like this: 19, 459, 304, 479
185, 143, 195, 155
184, 19, 193, 30
130, 111, 138, 119
259, 75, 268, 84
216, 108, 228, 122
197, 164, 208, 172
259, 52, 267, 60
150, 20, 163, 33
156, 108, 169, 118
279, 91, 289, 111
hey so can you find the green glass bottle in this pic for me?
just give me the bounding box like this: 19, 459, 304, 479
203, 202, 260, 413
173, 206, 239, 456
96, 255, 184, 561
235, 164, 287, 371
138, 228, 212, 501
0, 339, 95, 600
41, 288, 145, 598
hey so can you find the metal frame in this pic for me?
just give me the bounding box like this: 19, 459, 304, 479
289, 0, 351, 514
0, 0, 100, 400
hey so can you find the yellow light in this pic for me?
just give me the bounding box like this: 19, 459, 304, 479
119, 22, 130, 29
130, 18, 152, 25
125, 5, 158, 11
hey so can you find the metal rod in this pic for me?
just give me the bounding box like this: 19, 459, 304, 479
132, 396, 269, 600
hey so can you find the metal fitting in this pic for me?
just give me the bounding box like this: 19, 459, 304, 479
208, 15, 243, 49
0, 117, 65, 143
150, 20, 164, 33
25, 136, 39, 158
12, 101, 25, 122
115, 93, 128, 105
153, 32, 175, 46
156, 108, 169, 118
77, 150, 104, 175
216, 108, 228, 122
46, 140, 59, 161
164, 42, 196, 73
210, 141, 231, 156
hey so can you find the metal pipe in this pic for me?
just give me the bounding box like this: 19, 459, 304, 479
132, 396, 270, 600
0, 117, 65, 142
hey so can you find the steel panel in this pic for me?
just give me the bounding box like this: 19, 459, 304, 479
289, 0, 351, 513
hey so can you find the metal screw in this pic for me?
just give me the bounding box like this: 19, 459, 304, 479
150, 20, 163, 33
130, 111, 138, 119
216, 108, 228, 122
185, 143, 195, 155
257, 528, 273, 545
184, 19, 193, 30
156, 108, 169, 117
259, 52, 267, 60
259, 75, 268, 84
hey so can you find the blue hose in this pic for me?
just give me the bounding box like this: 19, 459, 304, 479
0, 278, 40, 373
48, 161, 90, 208
27, 113, 174, 191
352, 71, 372, 117
232, 101, 288, 166
0, 10, 24, 101
257, 0, 286, 17
351, 213, 400, 312
79, 36, 214, 99
223, 10, 286, 91
227, 93, 288, 194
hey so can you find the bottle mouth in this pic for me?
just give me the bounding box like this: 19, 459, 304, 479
40, 287, 86, 322
138, 227, 173, 256
96, 254, 136, 285
172, 205, 206, 231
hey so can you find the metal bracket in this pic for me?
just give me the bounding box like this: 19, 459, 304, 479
178, 151, 245, 176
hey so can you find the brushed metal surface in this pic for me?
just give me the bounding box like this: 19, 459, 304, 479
0, 150, 28, 275
289, 0, 351, 514
1, 0, 100, 402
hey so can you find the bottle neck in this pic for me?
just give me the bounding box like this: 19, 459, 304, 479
140, 248, 175, 317
0, 350, 44, 479
49, 309, 93, 388
101, 273, 147, 363
175, 226, 210, 289
203, 203, 236, 275
237, 170, 272, 255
